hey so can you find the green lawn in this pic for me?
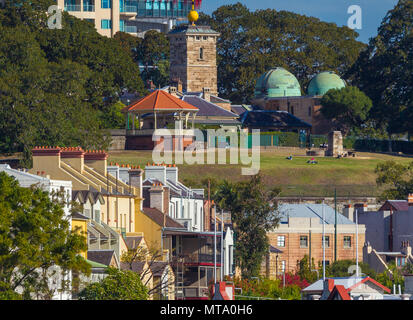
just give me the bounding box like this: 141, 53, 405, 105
108, 149, 413, 197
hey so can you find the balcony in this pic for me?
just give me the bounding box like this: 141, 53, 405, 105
120, 2, 138, 14
64, 4, 81, 11
185, 253, 222, 265
124, 25, 138, 33
83, 4, 95, 11
179, 287, 209, 299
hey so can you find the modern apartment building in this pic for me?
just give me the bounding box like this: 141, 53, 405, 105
57, 0, 197, 37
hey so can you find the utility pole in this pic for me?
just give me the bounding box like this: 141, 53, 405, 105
334, 188, 337, 262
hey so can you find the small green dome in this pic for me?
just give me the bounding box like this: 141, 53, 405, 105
307, 71, 346, 96
254, 67, 302, 98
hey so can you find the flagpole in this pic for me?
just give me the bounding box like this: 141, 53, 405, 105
221, 209, 224, 281
356, 208, 359, 278
322, 200, 325, 281
214, 205, 217, 284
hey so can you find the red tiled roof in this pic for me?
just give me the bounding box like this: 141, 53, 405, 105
347, 276, 391, 293
327, 285, 351, 300
122, 90, 198, 113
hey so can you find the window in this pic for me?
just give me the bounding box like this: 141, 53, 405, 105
84, 209, 91, 218
120, 19, 125, 32
291, 106, 294, 115
344, 236, 352, 248
300, 235, 308, 248
397, 257, 406, 267
308, 106, 312, 116
101, 0, 111, 8
95, 210, 101, 223
322, 260, 330, 266
196, 36, 200, 40
101, 19, 112, 29
203, 36, 208, 40
199, 47, 204, 60
323, 235, 330, 248
277, 235, 285, 247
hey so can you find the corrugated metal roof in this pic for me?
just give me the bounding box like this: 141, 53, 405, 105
278, 203, 355, 225
182, 95, 238, 118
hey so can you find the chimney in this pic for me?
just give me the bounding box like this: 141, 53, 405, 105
321, 279, 335, 299
401, 240, 412, 257
84, 149, 108, 176
31, 146, 62, 174
203, 87, 211, 102
354, 203, 368, 213
408, 194, 413, 206
343, 204, 354, 221
145, 163, 167, 185
129, 167, 144, 210
149, 183, 168, 215
118, 164, 130, 183
177, 79, 183, 93
165, 164, 178, 184
60, 147, 85, 172
168, 86, 178, 97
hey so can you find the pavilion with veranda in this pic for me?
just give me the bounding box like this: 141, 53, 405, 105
122, 89, 199, 150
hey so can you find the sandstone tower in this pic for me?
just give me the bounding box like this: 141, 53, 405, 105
167, 24, 220, 95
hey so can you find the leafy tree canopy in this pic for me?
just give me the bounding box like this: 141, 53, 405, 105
213, 174, 281, 278
375, 160, 413, 200
78, 267, 148, 300
0, 172, 90, 299
347, 0, 413, 136
320, 86, 372, 134
198, 3, 365, 103
0, 0, 145, 163
114, 30, 170, 88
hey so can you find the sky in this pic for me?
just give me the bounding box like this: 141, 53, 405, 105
199, 0, 399, 43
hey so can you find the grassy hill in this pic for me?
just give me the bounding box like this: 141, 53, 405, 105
108, 149, 412, 197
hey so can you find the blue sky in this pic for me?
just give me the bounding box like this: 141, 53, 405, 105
199, 0, 399, 43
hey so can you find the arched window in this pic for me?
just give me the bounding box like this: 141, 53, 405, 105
199, 47, 204, 60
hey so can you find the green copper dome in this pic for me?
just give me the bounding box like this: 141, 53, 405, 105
307, 71, 346, 96
254, 67, 302, 98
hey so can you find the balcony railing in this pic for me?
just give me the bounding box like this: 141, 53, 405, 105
124, 25, 138, 33
120, 2, 138, 13
179, 287, 209, 298
185, 253, 222, 264
64, 4, 81, 11
83, 4, 95, 11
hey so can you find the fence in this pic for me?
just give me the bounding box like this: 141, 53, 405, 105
202, 130, 413, 154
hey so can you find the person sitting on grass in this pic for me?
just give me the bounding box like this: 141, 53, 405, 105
307, 157, 318, 164
286, 155, 293, 160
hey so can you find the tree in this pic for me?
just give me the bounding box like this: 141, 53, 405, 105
137, 30, 170, 88
320, 86, 372, 134
0, 0, 145, 163
199, 3, 365, 103
347, 0, 413, 137
375, 161, 413, 200
214, 174, 281, 278
121, 243, 174, 299
78, 267, 148, 300
0, 172, 90, 299
99, 101, 127, 129
296, 255, 318, 283
325, 259, 377, 279
375, 262, 404, 292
